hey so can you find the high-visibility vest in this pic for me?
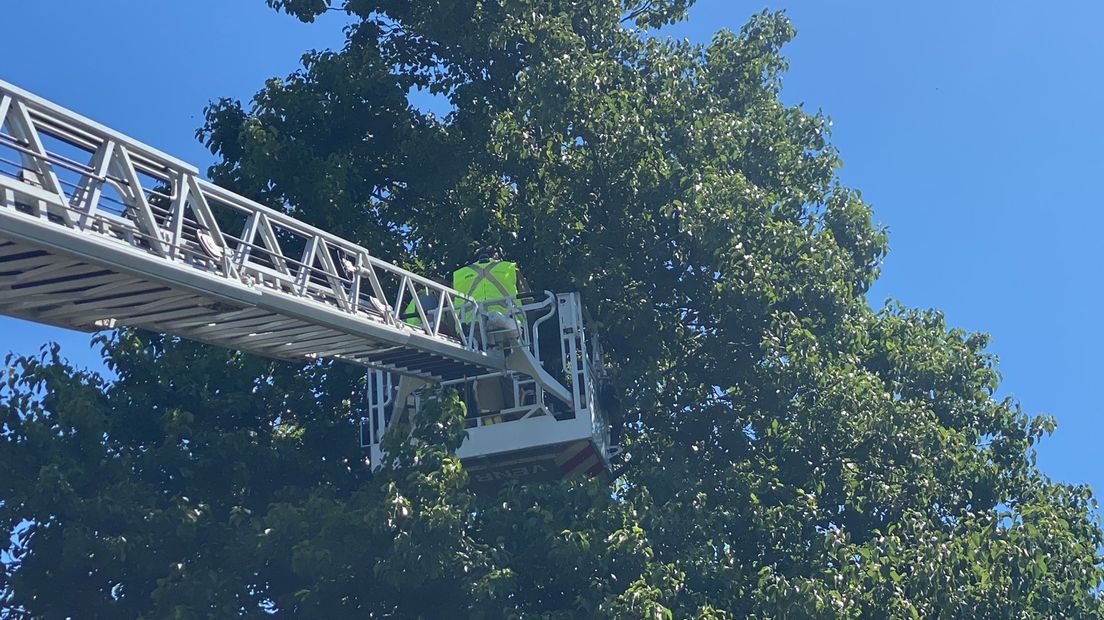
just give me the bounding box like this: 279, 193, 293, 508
453, 260, 519, 319
402, 293, 440, 327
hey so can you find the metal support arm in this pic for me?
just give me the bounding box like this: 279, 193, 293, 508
504, 347, 572, 407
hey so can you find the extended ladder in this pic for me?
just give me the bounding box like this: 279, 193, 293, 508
0, 78, 502, 380
0, 78, 614, 486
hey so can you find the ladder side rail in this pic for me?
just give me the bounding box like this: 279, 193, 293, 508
164, 170, 189, 259
2, 80, 480, 336
413, 280, 465, 344
195, 174, 479, 342
200, 178, 464, 304
356, 253, 395, 323
0, 97, 14, 146
230, 244, 298, 291
0, 178, 185, 269
294, 236, 321, 295
200, 178, 479, 344
360, 253, 471, 312
4, 99, 74, 225
437, 292, 469, 349
3, 87, 202, 260
19, 105, 197, 245
231, 211, 262, 268
347, 248, 363, 316
1, 79, 512, 371
0, 185, 506, 373
109, 143, 170, 257
430, 287, 447, 335
2, 100, 210, 268
1, 79, 199, 174
0, 129, 120, 205
210, 209, 368, 320
314, 239, 353, 312
228, 234, 333, 290
401, 275, 432, 334
253, 212, 292, 275
3, 126, 181, 236
392, 274, 411, 325
0, 149, 182, 272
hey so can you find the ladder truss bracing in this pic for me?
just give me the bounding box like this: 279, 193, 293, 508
0, 79, 502, 381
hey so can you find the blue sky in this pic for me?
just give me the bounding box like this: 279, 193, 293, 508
2, 1, 1100, 494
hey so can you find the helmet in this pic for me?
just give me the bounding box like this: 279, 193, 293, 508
475, 245, 501, 261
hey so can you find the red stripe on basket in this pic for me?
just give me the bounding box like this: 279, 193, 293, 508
560, 443, 596, 475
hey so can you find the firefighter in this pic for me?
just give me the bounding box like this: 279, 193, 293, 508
401, 279, 444, 328
453, 246, 529, 423
452, 245, 528, 320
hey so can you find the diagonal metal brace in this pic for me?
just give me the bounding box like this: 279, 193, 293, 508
504, 346, 572, 407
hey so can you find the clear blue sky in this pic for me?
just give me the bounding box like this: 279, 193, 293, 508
2, 1, 1100, 494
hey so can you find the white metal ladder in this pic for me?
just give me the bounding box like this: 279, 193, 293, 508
0, 78, 503, 381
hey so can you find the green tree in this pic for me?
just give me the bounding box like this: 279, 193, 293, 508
3, 1, 1102, 617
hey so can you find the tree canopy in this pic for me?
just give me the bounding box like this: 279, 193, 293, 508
3, 1, 1102, 617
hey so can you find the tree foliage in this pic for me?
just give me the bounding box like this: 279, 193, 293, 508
3, 1, 1102, 617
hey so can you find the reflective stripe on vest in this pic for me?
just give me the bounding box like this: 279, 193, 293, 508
453, 260, 519, 319
454, 260, 518, 301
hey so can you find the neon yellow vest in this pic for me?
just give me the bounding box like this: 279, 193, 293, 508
402, 293, 440, 327
453, 260, 519, 318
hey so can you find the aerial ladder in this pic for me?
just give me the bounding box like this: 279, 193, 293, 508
0, 79, 614, 489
